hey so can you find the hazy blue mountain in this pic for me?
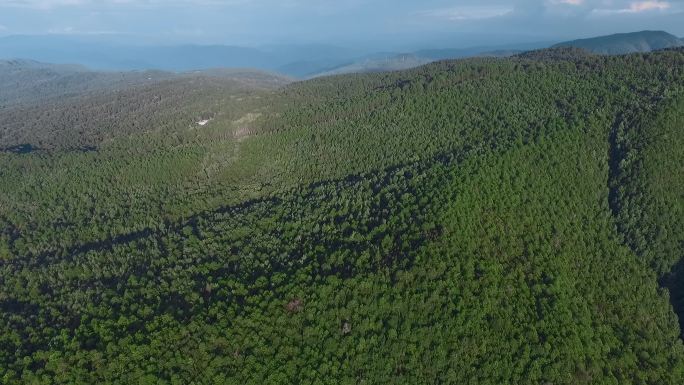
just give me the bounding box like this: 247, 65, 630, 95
553, 30, 684, 54
4, 32, 681, 79
0, 35, 275, 71
276, 59, 357, 78
266, 44, 367, 77
0, 35, 355, 77
416, 41, 550, 60
0, 59, 174, 107
184, 68, 293, 89
311, 53, 432, 77
0, 59, 291, 108
0, 34, 550, 78
307, 43, 545, 78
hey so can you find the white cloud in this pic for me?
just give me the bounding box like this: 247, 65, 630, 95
591, 0, 674, 14
0, 0, 87, 9
5, 0, 677, 17
550, 0, 585, 5
420, 5, 514, 21
0, 0, 249, 10
627, 1, 671, 12
45, 26, 120, 34
0, 0, 682, 44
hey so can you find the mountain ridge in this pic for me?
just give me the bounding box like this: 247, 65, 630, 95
3, 31, 681, 79
553, 30, 684, 54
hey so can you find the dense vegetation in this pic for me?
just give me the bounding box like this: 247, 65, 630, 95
610, 96, 684, 274
0, 60, 174, 108
0, 48, 683, 383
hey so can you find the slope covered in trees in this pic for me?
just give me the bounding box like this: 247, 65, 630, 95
608, 94, 684, 332
0, 61, 290, 150
0, 48, 683, 384
0, 60, 173, 108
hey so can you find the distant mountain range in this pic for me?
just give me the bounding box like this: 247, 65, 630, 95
0, 59, 291, 108
312, 54, 432, 77
0, 35, 549, 78
1, 31, 682, 79
314, 42, 551, 78
553, 30, 684, 55
0, 35, 365, 78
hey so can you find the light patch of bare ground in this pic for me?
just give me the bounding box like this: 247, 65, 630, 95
233, 112, 261, 141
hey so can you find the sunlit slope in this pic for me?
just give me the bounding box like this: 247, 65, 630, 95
0, 62, 290, 150
0, 59, 173, 107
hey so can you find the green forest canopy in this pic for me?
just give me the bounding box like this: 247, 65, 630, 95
0, 48, 683, 384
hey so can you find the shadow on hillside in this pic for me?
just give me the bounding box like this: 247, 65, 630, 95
0, 144, 97, 154
1, 143, 40, 154
660, 259, 684, 338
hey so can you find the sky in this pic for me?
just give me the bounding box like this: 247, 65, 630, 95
0, 0, 682, 49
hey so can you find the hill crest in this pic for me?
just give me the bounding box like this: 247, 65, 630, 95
553, 30, 684, 54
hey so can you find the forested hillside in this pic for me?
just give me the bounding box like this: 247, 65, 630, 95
1, 48, 683, 384
0, 61, 290, 150
0, 60, 173, 108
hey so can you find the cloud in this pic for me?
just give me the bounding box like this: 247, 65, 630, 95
546, 0, 679, 13
4, 0, 678, 16
0, 0, 87, 9
592, 0, 673, 14
551, 0, 585, 5
0, 0, 248, 10
45, 25, 119, 34
627, 1, 671, 12
0, 0, 682, 46
420, 5, 514, 21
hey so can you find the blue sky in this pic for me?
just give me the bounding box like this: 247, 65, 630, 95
0, 0, 682, 48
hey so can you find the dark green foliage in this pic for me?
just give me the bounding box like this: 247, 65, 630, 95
609, 95, 684, 338
610, 96, 684, 274
1, 48, 684, 383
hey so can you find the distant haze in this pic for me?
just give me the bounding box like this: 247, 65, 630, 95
0, 1, 683, 50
